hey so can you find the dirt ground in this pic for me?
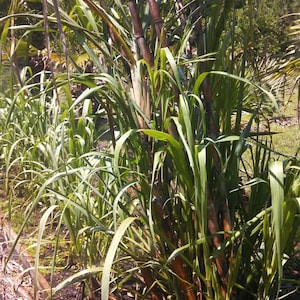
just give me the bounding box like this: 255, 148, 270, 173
0, 217, 84, 300
0, 224, 35, 300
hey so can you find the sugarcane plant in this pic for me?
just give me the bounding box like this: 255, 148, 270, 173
1, 0, 300, 299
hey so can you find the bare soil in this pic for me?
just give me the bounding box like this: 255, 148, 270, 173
0, 216, 84, 300
0, 223, 34, 300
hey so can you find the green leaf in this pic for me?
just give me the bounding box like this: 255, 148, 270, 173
142, 129, 193, 191
52, 267, 104, 294
269, 161, 284, 282
34, 205, 58, 297
101, 217, 137, 300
